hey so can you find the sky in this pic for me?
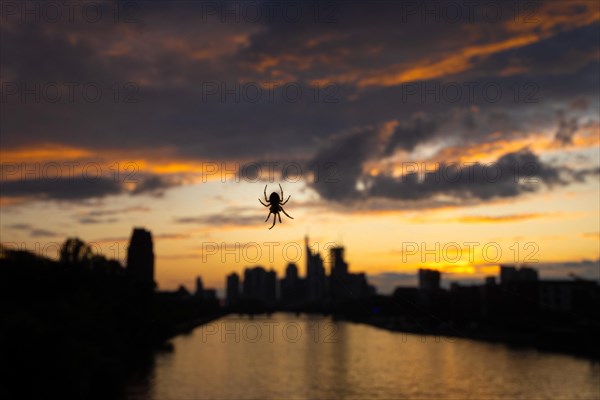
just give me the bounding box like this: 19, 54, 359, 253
1, 0, 599, 294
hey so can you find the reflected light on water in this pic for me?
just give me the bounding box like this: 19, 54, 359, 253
127, 314, 600, 400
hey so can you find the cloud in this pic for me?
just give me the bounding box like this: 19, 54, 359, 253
0, 173, 186, 203
446, 213, 549, 223
78, 217, 119, 224
130, 175, 181, 196
382, 114, 439, 155
555, 109, 580, 145
4, 223, 61, 238
581, 232, 600, 240
308, 131, 580, 206
308, 125, 384, 201
0, 177, 123, 201
367, 272, 418, 294
370, 258, 600, 294
366, 149, 567, 201
6, 223, 31, 230
174, 213, 264, 228
30, 229, 61, 238
537, 259, 600, 281
83, 206, 151, 217
1, 0, 598, 210
154, 233, 191, 240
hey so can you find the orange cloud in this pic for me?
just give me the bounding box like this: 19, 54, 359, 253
451, 213, 547, 223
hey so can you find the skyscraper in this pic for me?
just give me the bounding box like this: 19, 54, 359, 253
500, 265, 539, 284
126, 227, 155, 288
243, 266, 277, 307
418, 268, 440, 291
305, 236, 326, 301
266, 269, 277, 307
226, 272, 240, 307
195, 276, 204, 298
330, 246, 348, 276
280, 263, 304, 305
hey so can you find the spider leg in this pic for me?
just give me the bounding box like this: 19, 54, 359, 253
277, 212, 282, 223
259, 199, 269, 207
269, 213, 277, 229
280, 207, 294, 219
265, 212, 272, 222
279, 183, 284, 199
264, 185, 269, 202
280, 195, 291, 205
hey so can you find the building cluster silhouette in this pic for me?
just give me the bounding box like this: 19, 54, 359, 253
224, 236, 375, 311
2, 223, 598, 396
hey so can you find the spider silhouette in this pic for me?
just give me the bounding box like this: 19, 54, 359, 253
259, 184, 294, 229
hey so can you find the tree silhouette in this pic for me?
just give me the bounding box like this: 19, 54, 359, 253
59, 237, 93, 266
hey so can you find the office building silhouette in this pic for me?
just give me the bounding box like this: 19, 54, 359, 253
305, 236, 326, 301
243, 266, 277, 307
126, 228, 155, 289
329, 245, 371, 301
280, 263, 305, 305
195, 276, 204, 298
226, 272, 240, 307
500, 265, 539, 284
418, 268, 441, 291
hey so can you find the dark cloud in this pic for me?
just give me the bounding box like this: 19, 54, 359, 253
4, 223, 61, 237
174, 213, 264, 227
554, 109, 580, 145
572, 167, 600, 182
82, 206, 151, 217
154, 233, 191, 240
308, 126, 382, 201
0, 174, 181, 202
0, 177, 123, 201
307, 119, 578, 204
1, 0, 598, 207
366, 150, 565, 201
383, 114, 439, 155
78, 217, 119, 224
30, 229, 61, 237
131, 175, 181, 196
6, 223, 31, 230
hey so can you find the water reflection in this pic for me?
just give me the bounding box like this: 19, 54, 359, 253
127, 313, 600, 400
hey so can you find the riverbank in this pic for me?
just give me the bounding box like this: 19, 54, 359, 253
347, 315, 600, 360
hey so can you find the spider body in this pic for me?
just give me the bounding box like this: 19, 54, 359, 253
259, 184, 294, 229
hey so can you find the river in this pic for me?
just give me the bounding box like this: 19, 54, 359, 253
126, 313, 600, 400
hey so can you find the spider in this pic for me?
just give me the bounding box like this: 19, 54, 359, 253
259, 184, 294, 229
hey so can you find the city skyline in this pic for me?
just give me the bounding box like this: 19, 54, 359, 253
2, 1, 599, 399
1, 1, 599, 293
11, 226, 592, 298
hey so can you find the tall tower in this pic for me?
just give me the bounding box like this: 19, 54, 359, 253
195, 276, 204, 298
305, 236, 325, 301
126, 227, 155, 288
329, 245, 349, 300
226, 272, 240, 307
281, 263, 301, 304
330, 246, 348, 276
